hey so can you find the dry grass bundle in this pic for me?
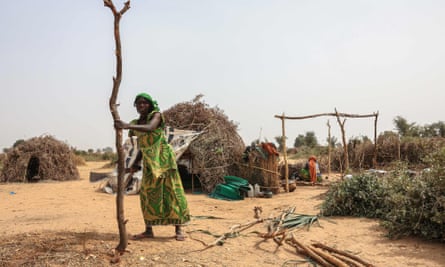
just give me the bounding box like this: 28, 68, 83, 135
0, 135, 80, 183
163, 95, 245, 193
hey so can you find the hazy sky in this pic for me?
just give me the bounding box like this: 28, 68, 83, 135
1, 0, 444, 151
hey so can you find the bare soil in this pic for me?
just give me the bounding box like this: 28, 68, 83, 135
0, 161, 444, 266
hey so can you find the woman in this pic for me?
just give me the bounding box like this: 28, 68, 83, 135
114, 92, 190, 241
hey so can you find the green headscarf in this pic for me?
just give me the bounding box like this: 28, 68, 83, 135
134, 92, 160, 112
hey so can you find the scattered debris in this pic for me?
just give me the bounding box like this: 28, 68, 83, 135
188, 206, 374, 266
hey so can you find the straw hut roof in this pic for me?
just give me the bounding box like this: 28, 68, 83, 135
163, 95, 245, 193
0, 135, 79, 183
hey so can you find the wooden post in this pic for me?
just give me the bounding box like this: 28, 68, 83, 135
327, 120, 331, 179
280, 113, 289, 192
104, 0, 130, 253
274, 111, 379, 178
335, 108, 349, 174
373, 112, 379, 168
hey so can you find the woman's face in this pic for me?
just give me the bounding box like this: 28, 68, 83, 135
135, 97, 151, 115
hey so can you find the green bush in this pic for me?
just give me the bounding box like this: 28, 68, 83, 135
320, 148, 445, 241
382, 149, 445, 240
320, 174, 389, 218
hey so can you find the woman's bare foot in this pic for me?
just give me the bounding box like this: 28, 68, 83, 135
130, 226, 154, 240
175, 225, 185, 241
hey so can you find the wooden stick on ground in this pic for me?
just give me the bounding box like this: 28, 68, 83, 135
313, 242, 374, 267
207, 219, 265, 247
308, 245, 349, 267
331, 253, 362, 267
230, 218, 265, 233
289, 235, 331, 267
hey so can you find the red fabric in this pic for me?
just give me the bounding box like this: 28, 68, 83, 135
261, 143, 279, 156
308, 158, 317, 184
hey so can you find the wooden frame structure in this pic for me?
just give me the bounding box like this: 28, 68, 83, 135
275, 109, 379, 192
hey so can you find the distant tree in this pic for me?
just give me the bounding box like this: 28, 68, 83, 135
294, 132, 318, 148
274, 135, 287, 152
422, 121, 445, 137
294, 134, 305, 148
393, 116, 419, 137
304, 131, 318, 148
103, 147, 114, 153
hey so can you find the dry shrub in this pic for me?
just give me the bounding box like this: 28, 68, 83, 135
163, 95, 245, 193
0, 135, 80, 183
330, 133, 445, 171
347, 139, 375, 170
376, 131, 400, 164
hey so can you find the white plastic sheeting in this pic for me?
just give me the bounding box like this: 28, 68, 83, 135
98, 128, 201, 194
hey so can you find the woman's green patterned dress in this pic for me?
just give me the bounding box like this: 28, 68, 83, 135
129, 111, 190, 226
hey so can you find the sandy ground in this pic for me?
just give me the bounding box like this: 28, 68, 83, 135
0, 161, 444, 266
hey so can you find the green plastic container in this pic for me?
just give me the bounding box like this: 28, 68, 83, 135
210, 184, 244, 200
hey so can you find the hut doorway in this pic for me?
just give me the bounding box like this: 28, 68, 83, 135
178, 164, 201, 192
26, 156, 40, 182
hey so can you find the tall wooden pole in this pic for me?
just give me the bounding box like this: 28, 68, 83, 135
327, 120, 331, 179
281, 113, 289, 193
104, 0, 130, 253
335, 108, 349, 174
373, 112, 379, 168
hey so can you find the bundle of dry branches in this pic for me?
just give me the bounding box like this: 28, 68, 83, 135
163, 95, 245, 193
194, 206, 373, 266
287, 237, 375, 267
0, 135, 79, 182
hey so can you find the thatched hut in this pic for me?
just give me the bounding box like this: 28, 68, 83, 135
163, 95, 245, 193
0, 135, 79, 183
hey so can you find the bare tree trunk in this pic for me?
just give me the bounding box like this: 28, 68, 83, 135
104, 0, 130, 252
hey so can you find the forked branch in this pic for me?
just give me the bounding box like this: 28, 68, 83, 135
104, 0, 131, 255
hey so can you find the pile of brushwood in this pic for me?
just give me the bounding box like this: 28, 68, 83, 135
330, 133, 445, 171
0, 153, 5, 172
163, 95, 245, 193
1, 135, 79, 183
321, 148, 445, 241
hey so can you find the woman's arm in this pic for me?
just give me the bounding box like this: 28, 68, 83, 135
114, 112, 162, 132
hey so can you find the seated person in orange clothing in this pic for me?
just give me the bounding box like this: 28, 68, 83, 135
308, 156, 317, 185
